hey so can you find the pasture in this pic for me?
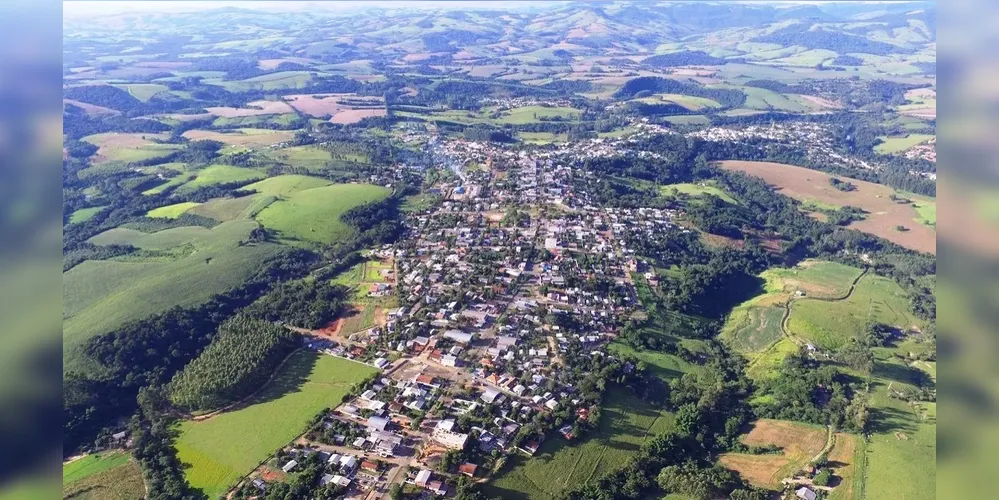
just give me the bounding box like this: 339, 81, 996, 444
69, 205, 108, 224
607, 338, 704, 382
485, 389, 674, 499
143, 165, 266, 195
147, 201, 201, 218
188, 195, 275, 221
661, 182, 737, 204
82, 132, 179, 164
112, 83, 168, 101
719, 161, 936, 254
175, 351, 377, 498
253, 183, 390, 245
874, 134, 934, 155
181, 129, 295, 148
787, 273, 922, 350
63, 452, 145, 500
243, 174, 332, 197
213, 71, 315, 91
64, 220, 284, 373
719, 419, 827, 489
263, 145, 333, 172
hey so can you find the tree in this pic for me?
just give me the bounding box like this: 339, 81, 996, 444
814, 468, 833, 486
388, 483, 403, 500
837, 341, 874, 374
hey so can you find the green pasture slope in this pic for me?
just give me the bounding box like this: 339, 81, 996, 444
661, 182, 738, 204
175, 351, 377, 499
63, 451, 145, 500
147, 201, 201, 219
485, 389, 675, 500
254, 183, 390, 245
63, 451, 130, 485
63, 220, 284, 373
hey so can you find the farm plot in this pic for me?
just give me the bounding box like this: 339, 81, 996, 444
188, 194, 275, 222
204, 99, 295, 118
263, 145, 333, 172
787, 273, 922, 350
69, 205, 108, 224
147, 201, 201, 218
181, 129, 295, 148
175, 351, 378, 499
63, 451, 145, 500
719, 419, 828, 489
213, 71, 316, 92
875, 134, 935, 155
112, 83, 169, 101
243, 174, 332, 197
82, 132, 179, 164
143, 165, 266, 195
64, 220, 283, 373
485, 389, 674, 500
283, 93, 386, 124
719, 161, 936, 254
661, 182, 737, 204
253, 183, 390, 245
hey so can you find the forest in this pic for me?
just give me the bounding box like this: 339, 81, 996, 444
168, 315, 298, 412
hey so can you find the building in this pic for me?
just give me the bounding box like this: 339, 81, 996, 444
796, 487, 817, 500
459, 463, 478, 477
432, 419, 470, 450
415, 469, 433, 487
367, 415, 390, 432
281, 459, 298, 473
481, 388, 503, 404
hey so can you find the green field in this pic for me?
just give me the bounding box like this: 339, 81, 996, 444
661, 182, 737, 204
175, 351, 377, 498
608, 338, 704, 382
69, 205, 108, 224
519, 131, 568, 144
863, 353, 936, 499
213, 71, 316, 92
64, 220, 284, 373
264, 145, 333, 172
63, 452, 145, 500
746, 338, 801, 382
63, 451, 130, 485
485, 389, 674, 500
143, 165, 266, 195
496, 105, 580, 124
638, 93, 721, 111
787, 273, 922, 350
188, 195, 276, 221
147, 201, 201, 219
722, 305, 784, 353
663, 115, 710, 126
112, 83, 168, 101
875, 134, 934, 154
243, 174, 332, 197
82, 133, 181, 164
254, 183, 390, 245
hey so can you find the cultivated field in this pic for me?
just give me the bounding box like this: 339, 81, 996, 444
661, 182, 737, 204
63, 451, 145, 500
175, 351, 377, 498
253, 183, 391, 245
147, 201, 201, 218
486, 389, 674, 499
243, 174, 333, 196
283, 93, 386, 124
64, 220, 284, 373
69, 205, 108, 224
875, 134, 934, 155
143, 165, 266, 195
82, 132, 179, 164
263, 145, 333, 172
188, 195, 275, 221
719, 161, 936, 254
719, 419, 828, 489
181, 128, 295, 147
204, 99, 295, 118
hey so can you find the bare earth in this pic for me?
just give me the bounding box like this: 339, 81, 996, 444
719, 419, 828, 488
719, 160, 936, 254
283, 93, 386, 123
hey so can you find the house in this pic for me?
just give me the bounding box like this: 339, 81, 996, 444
459, 463, 478, 477
415, 469, 433, 487
367, 415, 390, 432
339, 455, 358, 473
360, 460, 380, 474
251, 478, 267, 491
481, 388, 503, 404
559, 425, 574, 440
796, 487, 817, 500
444, 330, 473, 344
432, 420, 469, 450
281, 460, 298, 473
427, 480, 448, 495
441, 354, 458, 367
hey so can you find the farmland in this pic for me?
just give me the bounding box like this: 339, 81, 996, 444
82, 132, 180, 164
283, 93, 386, 123
143, 165, 266, 195
64, 220, 284, 372
68, 205, 107, 224
661, 182, 737, 204
181, 129, 295, 148
204, 100, 296, 118
188, 194, 275, 221
147, 201, 201, 218
63, 452, 145, 500
253, 183, 390, 245
718, 419, 828, 489
719, 161, 936, 254
485, 389, 674, 500
874, 134, 934, 155
174, 351, 377, 498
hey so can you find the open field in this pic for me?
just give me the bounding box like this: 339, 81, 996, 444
82, 132, 179, 164
112, 83, 168, 101
637, 93, 721, 111
63, 452, 145, 500
608, 338, 704, 382
64, 99, 120, 116
188, 195, 275, 222
204, 100, 295, 118
787, 273, 922, 350
719, 419, 827, 489
212, 71, 315, 92
485, 389, 674, 500
253, 183, 390, 245
147, 201, 201, 218
175, 351, 377, 498
243, 174, 332, 196
69, 205, 108, 224
722, 306, 784, 353
181, 128, 295, 147
661, 182, 737, 204
283, 93, 386, 123
263, 145, 332, 172
826, 433, 863, 500
745, 338, 800, 382
64, 220, 283, 373
874, 134, 934, 155
719, 161, 936, 254
143, 165, 267, 195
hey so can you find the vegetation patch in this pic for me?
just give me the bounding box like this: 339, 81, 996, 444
253, 183, 390, 245
718, 419, 827, 489
147, 201, 202, 219
175, 351, 377, 498
63, 453, 145, 500
69, 205, 108, 224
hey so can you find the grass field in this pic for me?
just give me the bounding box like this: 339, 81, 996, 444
175, 351, 377, 498
82, 132, 180, 164
62, 452, 144, 500
188, 195, 275, 221
719, 419, 828, 489
787, 273, 922, 350
64, 220, 283, 373
722, 306, 784, 353
112, 83, 168, 101
254, 183, 390, 245
874, 134, 934, 154
485, 389, 674, 499
607, 338, 703, 382
143, 165, 266, 195
264, 145, 333, 172
745, 338, 800, 382
212, 71, 315, 92
497, 105, 580, 124
147, 201, 201, 218
519, 131, 569, 144
69, 205, 108, 224
243, 174, 332, 197
182, 129, 295, 148
661, 182, 737, 204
